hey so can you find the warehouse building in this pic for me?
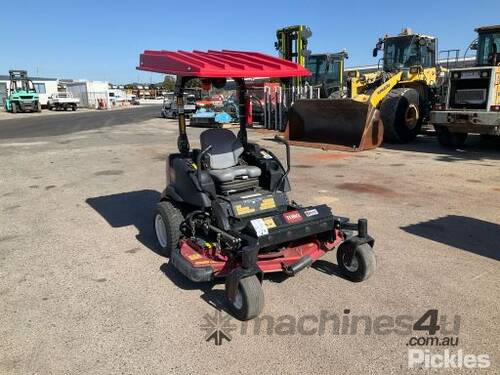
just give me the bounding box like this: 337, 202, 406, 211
65, 80, 111, 109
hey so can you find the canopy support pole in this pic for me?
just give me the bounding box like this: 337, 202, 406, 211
235, 78, 248, 146
175, 76, 191, 155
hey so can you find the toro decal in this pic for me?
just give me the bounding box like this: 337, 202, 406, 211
283, 210, 303, 224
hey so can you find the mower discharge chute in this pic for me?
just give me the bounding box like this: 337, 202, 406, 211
138, 49, 376, 321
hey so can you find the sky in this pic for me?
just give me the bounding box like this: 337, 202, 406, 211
1, 0, 498, 84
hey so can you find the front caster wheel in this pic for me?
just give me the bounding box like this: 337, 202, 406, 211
226, 275, 264, 321
337, 243, 376, 282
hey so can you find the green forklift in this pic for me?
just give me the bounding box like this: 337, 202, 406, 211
5, 70, 41, 113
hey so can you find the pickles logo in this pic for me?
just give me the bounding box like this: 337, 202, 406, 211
200, 311, 237, 346
408, 349, 491, 369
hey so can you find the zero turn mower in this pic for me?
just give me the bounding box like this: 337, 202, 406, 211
138, 50, 376, 320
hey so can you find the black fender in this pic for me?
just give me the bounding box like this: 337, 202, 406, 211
161, 186, 184, 203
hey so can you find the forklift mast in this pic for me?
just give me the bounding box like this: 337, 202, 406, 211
275, 25, 312, 86
9, 70, 35, 92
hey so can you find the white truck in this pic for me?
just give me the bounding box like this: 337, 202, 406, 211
47, 92, 80, 111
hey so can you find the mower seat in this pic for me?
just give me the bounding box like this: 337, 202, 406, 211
208, 165, 261, 183
200, 129, 261, 191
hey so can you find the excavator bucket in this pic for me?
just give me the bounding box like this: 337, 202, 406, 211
286, 99, 384, 151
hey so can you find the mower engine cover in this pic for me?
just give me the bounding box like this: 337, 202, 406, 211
212, 190, 336, 248
244, 204, 336, 248
212, 191, 288, 231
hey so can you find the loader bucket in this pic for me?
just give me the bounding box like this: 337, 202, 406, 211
286, 99, 384, 151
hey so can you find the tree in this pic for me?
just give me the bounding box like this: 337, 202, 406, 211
162, 75, 176, 91
185, 78, 202, 88
161, 76, 201, 91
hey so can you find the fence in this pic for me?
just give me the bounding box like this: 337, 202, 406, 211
261, 84, 321, 131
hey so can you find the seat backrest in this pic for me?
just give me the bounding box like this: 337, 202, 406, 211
200, 128, 243, 169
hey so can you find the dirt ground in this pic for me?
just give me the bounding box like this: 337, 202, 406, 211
0, 114, 498, 374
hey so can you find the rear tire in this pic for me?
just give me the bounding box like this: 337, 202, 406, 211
153, 200, 184, 257
36, 102, 41, 112
72, 104, 77, 111
11, 102, 17, 113
381, 88, 422, 143
337, 243, 376, 282
226, 275, 264, 320
435, 126, 467, 148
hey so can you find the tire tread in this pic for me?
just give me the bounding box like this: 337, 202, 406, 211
154, 200, 184, 257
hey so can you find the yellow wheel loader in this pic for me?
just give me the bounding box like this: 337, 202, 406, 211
287, 28, 444, 151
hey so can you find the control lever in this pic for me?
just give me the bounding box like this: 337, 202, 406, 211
196, 145, 212, 187
273, 135, 290, 192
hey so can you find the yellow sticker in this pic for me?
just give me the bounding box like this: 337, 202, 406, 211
263, 217, 276, 229
188, 253, 202, 260
259, 197, 276, 210
235, 204, 256, 215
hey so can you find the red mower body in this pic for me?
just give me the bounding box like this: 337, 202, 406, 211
179, 229, 345, 277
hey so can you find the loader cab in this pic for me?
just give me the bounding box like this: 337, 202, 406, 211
475, 26, 500, 66
305, 52, 347, 97
374, 33, 437, 72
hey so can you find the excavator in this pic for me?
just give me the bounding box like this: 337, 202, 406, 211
287, 28, 445, 151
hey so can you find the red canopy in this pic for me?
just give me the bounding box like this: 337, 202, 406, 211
137, 50, 311, 78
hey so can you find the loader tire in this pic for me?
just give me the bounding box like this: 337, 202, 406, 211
381, 88, 422, 143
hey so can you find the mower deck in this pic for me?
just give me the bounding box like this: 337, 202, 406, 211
172, 229, 345, 282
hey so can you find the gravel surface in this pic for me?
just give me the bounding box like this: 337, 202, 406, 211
0, 112, 498, 374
